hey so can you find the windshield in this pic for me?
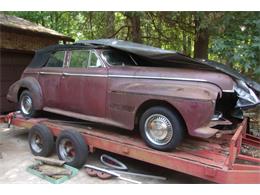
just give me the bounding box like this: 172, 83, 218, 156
102, 50, 137, 66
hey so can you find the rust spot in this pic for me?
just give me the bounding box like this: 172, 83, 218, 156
122, 147, 129, 154
176, 88, 184, 91
110, 104, 134, 112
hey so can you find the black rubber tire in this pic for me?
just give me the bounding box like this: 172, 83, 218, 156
139, 106, 185, 151
56, 130, 88, 168
28, 124, 54, 157
19, 90, 37, 118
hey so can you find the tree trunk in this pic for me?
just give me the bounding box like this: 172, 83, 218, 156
125, 12, 142, 43
182, 31, 187, 55
105, 12, 115, 38
194, 15, 209, 59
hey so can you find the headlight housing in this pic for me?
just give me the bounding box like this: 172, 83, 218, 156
234, 80, 260, 108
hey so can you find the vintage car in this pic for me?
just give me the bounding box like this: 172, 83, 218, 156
7, 39, 260, 151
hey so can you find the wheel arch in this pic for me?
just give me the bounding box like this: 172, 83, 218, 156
17, 87, 29, 100
17, 77, 44, 110
134, 99, 187, 131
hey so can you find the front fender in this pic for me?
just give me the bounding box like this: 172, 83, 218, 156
109, 79, 222, 134
7, 77, 43, 110
111, 80, 222, 101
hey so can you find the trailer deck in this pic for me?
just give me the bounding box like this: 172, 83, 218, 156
1, 113, 259, 184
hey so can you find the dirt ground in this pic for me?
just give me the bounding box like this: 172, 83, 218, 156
245, 106, 260, 137
0, 126, 210, 184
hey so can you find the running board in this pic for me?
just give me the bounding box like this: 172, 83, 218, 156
43, 107, 125, 129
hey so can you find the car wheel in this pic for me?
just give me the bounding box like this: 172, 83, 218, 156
28, 124, 54, 157
56, 130, 88, 168
139, 106, 185, 151
19, 90, 37, 118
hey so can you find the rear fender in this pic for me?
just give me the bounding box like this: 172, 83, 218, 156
7, 77, 43, 110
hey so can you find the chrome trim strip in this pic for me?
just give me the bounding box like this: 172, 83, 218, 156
39, 72, 213, 83
39, 72, 62, 75
63, 72, 108, 77
222, 89, 235, 93
38, 72, 227, 92
109, 74, 207, 82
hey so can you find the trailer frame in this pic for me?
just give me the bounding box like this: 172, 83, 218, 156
1, 113, 259, 184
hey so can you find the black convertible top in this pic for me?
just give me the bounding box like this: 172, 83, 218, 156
28, 44, 106, 69
28, 39, 259, 92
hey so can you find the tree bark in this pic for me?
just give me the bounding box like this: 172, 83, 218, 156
125, 12, 142, 43
182, 31, 187, 55
105, 12, 115, 38
194, 15, 209, 59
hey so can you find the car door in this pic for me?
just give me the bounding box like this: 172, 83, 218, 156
59, 49, 108, 118
38, 50, 66, 108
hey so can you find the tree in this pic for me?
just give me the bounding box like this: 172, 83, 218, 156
5, 11, 259, 81
124, 12, 142, 43
194, 13, 209, 59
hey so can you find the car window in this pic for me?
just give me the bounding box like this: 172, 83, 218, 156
70, 50, 90, 68
102, 50, 136, 66
89, 51, 102, 67
46, 51, 65, 67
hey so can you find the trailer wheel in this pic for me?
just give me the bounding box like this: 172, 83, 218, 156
139, 106, 184, 151
56, 130, 88, 168
28, 124, 54, 157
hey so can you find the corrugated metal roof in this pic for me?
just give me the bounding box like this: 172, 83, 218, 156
0, 14, 73, 42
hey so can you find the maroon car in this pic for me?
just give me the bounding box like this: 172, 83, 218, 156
7, 39, 260, 151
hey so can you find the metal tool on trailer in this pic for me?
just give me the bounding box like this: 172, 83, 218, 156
85, 164, 141, 184
0, 113, 259, 184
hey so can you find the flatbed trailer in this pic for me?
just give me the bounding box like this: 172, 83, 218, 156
1, 113, 260, 184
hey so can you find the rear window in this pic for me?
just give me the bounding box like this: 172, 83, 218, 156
102, 50, 136, 66
46, 51, 65, 67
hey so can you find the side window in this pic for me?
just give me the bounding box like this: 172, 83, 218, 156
89, 51, 102, 67
46, 51, 65, 67
70, 50, 90, 68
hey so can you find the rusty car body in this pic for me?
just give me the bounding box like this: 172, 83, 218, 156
7, 39, 260, 151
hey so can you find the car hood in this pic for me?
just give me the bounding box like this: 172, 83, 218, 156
109, 66, 235, 92
78, 39, 260, 94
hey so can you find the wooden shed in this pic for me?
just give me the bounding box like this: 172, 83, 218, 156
0, 14, 74, 113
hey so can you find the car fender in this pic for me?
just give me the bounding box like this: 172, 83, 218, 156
7, 77, 43, 110
110, 80, 222, 101
108, 80, 222, 134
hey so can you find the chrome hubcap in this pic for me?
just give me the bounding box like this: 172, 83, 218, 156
59, 139, 75, 162
144, 114, 173, 145
31, 134, 43, 153
21, 95, 32, 115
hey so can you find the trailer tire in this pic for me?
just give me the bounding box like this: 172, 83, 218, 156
139, 106, 184, 151
56, 130, 88, 168
28, 124, 54, 157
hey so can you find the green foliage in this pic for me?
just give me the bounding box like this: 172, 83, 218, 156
209, 12, 260, 81
5, 11, 260, 81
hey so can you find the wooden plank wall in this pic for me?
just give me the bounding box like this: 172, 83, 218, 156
0, 30, 59, 51
0, 50, 33, 113
0, 28, 61, 114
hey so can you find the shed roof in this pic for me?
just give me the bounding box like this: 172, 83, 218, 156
0, 14, 74, 42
